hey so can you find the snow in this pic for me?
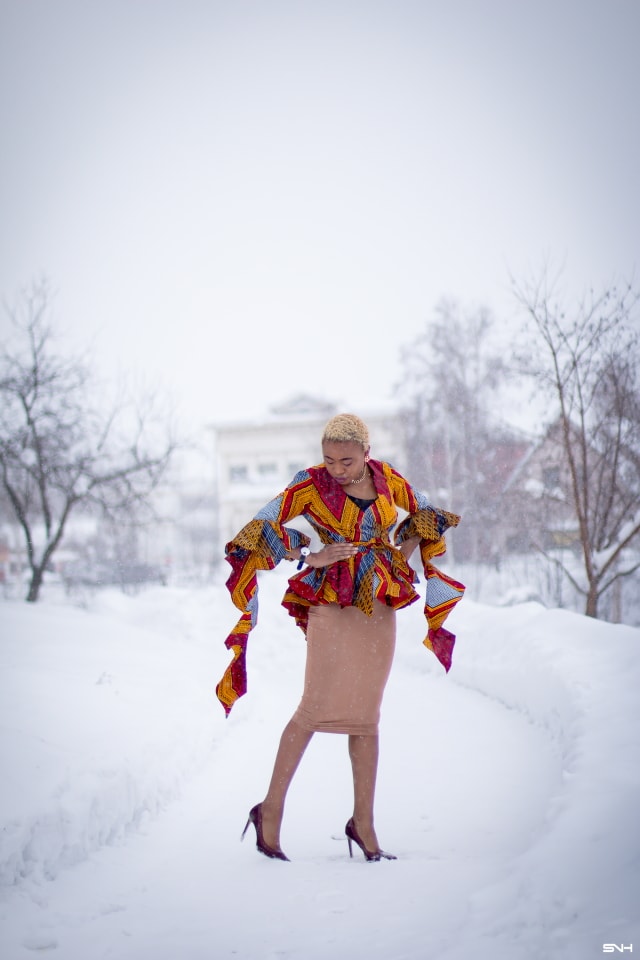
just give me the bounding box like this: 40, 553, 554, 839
1, 570, 639, 960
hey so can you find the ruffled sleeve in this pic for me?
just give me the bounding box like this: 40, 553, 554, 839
216, 473, 313, 716
394, 496, 465, 672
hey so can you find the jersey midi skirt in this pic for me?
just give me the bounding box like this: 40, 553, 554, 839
292, 600, 396, 736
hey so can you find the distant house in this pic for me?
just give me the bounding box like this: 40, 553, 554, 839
402, 429, 532, 561
212, 395, 405, 552
502, 418, 580, 552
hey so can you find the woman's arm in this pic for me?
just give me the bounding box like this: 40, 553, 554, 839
396, 535, 421, 561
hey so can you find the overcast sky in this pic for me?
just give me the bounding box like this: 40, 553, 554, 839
1, 0, 638, 432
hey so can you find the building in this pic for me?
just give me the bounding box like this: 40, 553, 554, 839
502, 418, 581, 552
212, 395, 404, 551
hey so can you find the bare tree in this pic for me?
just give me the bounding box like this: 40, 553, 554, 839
396, 299, 516, 566
0, 281, 178, 601
512, 270, 640, 618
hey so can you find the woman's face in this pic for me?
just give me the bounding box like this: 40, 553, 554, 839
322, 440, 368, 486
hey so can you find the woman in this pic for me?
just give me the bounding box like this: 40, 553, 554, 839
217, 413, 464, 862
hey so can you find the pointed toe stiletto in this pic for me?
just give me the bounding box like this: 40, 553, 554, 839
241, 804, 290, 861
345, 818, 397, 862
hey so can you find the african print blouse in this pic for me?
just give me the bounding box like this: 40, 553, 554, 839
216, 458, 464, 716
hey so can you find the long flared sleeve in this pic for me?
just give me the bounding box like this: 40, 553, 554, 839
216, 471, 314, 716
387, 465, 465, 672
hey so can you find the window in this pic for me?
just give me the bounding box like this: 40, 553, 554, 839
229, 465, 248, 483
542, 466, 561, 490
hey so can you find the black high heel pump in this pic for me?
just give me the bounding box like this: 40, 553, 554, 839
241, 804, 290, 861
345, 817, 397, 862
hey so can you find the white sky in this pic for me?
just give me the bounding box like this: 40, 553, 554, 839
1, 0, 638, 431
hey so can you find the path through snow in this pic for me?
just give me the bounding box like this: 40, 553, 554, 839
1, 576, 638, 959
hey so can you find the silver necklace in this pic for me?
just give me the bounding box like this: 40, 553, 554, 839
350, 464, 368, 485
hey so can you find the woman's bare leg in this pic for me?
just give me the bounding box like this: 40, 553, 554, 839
348, 733, 380, 851
260, 717, 313, 849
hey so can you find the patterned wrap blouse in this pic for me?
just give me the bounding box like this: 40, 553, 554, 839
216, 458, 465, 716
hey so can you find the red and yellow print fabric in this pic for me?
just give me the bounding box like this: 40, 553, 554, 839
216, 459, 464, 716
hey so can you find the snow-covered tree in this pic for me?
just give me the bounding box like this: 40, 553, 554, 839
513, 271, 640, 618
395, 299, 515, 565
0, 281, 178, 602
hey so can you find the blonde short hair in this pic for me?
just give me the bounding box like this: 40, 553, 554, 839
322, 413, 369, 448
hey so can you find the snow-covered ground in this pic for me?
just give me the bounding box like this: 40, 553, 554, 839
1, 568, 639, 960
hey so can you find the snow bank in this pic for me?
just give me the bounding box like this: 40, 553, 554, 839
1, 576, 639, 959
0, 589, 221, 885
447, 600, 640, 957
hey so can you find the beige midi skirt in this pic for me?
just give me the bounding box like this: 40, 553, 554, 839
292, 601, 396, 736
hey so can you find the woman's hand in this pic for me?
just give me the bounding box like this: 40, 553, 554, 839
305, 543, 359, 568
